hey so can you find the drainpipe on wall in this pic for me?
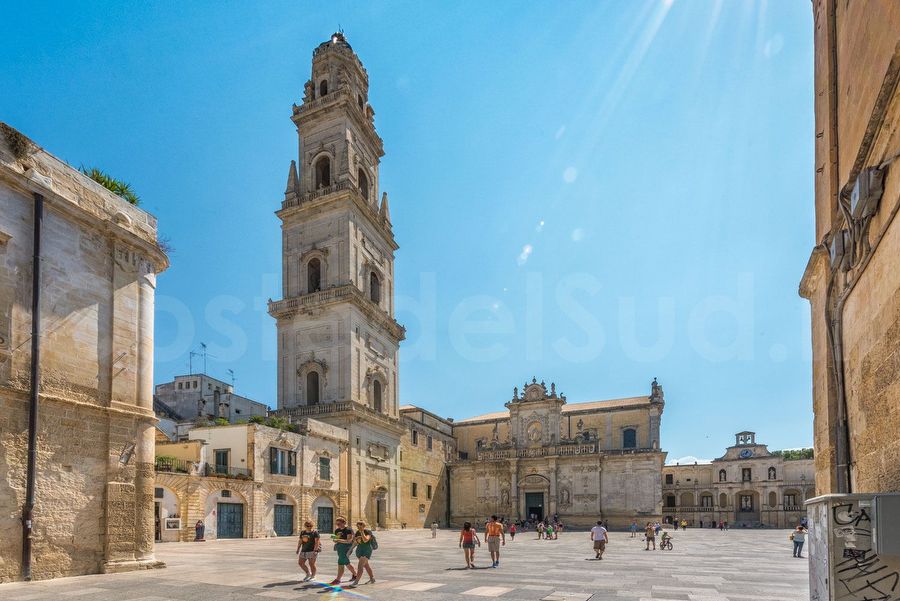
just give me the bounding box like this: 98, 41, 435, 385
21, 192, 43, 581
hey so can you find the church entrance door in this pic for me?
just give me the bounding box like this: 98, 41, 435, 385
525, 492, 544, 522
376, 498, 386, 528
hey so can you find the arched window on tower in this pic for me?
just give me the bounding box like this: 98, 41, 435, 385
718, 469, 727, 482
358, 168, 369, 202
315, 156, 331, 189
622, 428, 636, 449
306, 371, 320, 405
319, 79, 328, 97
373, 380, 382, 413
357, 94, 365, 111
369, 272, 381, 304
307, 258, 322, 293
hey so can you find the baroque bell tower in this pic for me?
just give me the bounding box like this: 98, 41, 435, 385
269, 32, 405, 528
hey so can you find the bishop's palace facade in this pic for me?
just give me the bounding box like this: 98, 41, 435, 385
267, 33, 811, 531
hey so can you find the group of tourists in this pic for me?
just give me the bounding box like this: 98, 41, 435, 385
299, 514, 809, 582
295, 516, 377, 588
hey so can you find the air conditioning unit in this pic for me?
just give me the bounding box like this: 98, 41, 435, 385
829, 229, 849, 271
850, 166, 885, 220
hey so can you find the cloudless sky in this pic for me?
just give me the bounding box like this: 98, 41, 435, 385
0, 1, 815, 462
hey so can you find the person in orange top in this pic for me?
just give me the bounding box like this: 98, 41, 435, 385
484, 515, 506, 568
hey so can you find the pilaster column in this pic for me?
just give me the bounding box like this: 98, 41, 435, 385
509, 460, 519, 519
134, 271, 156, 562
548, 459, 558, 518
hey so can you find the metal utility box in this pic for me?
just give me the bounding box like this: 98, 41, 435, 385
806, 493, 900, 601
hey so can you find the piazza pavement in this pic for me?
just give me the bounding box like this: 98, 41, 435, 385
0, 527, 809, 601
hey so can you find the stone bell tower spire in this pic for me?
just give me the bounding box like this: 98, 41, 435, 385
269, 32, 405, 528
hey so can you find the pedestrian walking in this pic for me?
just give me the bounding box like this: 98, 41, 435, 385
537, 521, 545, 540
590, 520, 609, 559
485, 515, 506, 568
431, 521, 439, 538
545, 523, 555, 540
329, 516, 358, 586
680, 519, 688, 530
194, 519, 205, 542
673, 519, 679, 531
296, 521, 321, 581
509, 523, 517, 541
348, 520, 376, 586
630, 520, 638, 538
644, 522, 656, 551
791, 525, 807, 558
459, 521, 481, 568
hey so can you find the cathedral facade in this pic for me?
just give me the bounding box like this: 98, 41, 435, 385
269, 33, 665, 530
448, 379, 666, 528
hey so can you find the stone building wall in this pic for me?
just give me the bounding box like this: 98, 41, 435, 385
398, 406, 454, 528
0, 125, 167, 581
153, 420, 349, 541
801, 1, 900, 494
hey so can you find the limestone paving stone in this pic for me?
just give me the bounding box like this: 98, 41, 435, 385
0, 529, 809, 601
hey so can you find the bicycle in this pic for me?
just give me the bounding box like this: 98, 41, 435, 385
660, 537, 674, 551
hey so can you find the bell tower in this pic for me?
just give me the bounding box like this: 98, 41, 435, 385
270, 32, 405, 528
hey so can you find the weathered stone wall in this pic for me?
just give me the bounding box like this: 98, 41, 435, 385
398, 410, 453, 528
0, 125, 167, 581
803, 1, 900, 495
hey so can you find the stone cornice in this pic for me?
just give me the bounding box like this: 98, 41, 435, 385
268, 284, 405, 342
277, 183, 397, 251
1, 385, 158, 422
291, 89, 384, 159
0, 132, 169, 273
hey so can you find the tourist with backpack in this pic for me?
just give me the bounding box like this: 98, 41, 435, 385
348, 520, 377, 586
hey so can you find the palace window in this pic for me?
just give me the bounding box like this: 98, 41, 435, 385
307, 258, 322, 293
412, 430, 419, 445
719, 492, 728, 507
358, 94, 365, 111
785, 493, 797, 507
373, 380, 383, 413
740, 494, 754, 511
369, 271, 381, 304
427, 435, 433, 451
358, 168, 369, 202
319, 79, 328, 96
411, 483, 418, 498
315, 156, 331, 189
718, 469, 727, 482
665, 474, 673, 484
154, 487, 164, 499
665, 495, 676, 508
768, 467, 776, 480
426, 484, 432, 500
622, 428, 637, 449
769, 491, 777, 507
701, 495, 713, 508
742, 468, 752, 482
306, 371, 320, 405
319, 457, 331, 481
270, 447, 297, 476
178, 382, 183, 390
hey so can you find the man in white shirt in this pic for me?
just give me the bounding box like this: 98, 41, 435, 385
590, 520, 609, 559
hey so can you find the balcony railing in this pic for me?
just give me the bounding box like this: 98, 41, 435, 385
154, 457, 194, 474
278, 400, 402, 431
203, 464, 252, 480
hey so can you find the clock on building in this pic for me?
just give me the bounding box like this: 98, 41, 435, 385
739, 449, 754, 459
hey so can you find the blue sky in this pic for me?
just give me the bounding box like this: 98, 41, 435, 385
0, 1, 815, 462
